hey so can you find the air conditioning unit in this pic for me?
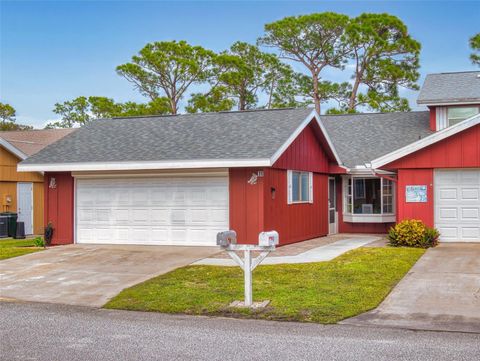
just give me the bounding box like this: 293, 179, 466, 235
0, 216, 8, 238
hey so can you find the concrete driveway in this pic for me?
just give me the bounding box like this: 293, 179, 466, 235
344, 243, 480, 333
0, 244, 218, 307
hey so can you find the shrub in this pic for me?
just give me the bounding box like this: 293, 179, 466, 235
388, 219, 439, 249
33, 237, 45, 248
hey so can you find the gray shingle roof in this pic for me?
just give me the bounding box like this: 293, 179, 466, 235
321, 111, 433, 168
21, 108, 314, 165
417, 71, 480, 105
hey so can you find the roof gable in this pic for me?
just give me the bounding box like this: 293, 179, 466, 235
417, 71, 480, 105
371, 113, 480, 169
0, 129, 75, 157
18, 108, 341, 172
321, 111, 432, 168
273, 121, 331, 173
0, 137, 27, 160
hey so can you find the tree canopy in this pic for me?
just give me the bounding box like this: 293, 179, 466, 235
0, 102, 33, 131
47, 96, 170, 128
341, 13, 421, 113
0, 102, 16, 124
116, 40, 217, 114
45, 12, 426, 129
258, 12, 351, 113
470, 33, 480, 66
187, 42, 299, 112
258, 12, 420, 114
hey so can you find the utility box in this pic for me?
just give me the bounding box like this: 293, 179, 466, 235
0, 216, 8, 238
258, 231, 279, 247
0, 212, 17, 237
216, 230, 237, 247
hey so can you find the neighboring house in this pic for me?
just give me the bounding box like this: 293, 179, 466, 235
0, 129, 75, 234
18, 71, 480, 245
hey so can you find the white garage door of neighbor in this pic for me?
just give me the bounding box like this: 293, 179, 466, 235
75, 176, 229, 246
435, 169, 480, 242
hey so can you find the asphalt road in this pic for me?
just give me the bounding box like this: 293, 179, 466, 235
1, 302, 479, 361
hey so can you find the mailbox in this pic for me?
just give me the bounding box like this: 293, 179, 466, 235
216, 230, 237, 247
258, 231, 279, 247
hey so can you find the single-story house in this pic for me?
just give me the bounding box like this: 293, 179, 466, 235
18, 71, 480, 245
0, 129, 75, 234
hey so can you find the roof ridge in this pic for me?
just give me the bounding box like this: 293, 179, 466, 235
320, 110, 429, 118
427, 70, 480, 75
0, 128, 74, 134
109, 107, 309, 120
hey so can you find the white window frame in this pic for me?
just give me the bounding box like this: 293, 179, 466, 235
447, 106, 480, 127
287, 170, 313, 204
342, 175, 396, 223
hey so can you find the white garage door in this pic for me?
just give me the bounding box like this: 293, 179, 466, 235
435, 169, 480, 242
75, 176, 229, 246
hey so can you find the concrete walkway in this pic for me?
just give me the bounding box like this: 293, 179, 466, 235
193, 236, 379, 266
0, 244, 218, 307
343, 243, 480, 333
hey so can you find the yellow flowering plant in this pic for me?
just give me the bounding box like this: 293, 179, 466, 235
388, 219, 439, 248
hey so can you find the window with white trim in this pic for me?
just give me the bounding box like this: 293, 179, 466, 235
288, 170, 313, 204
447, 106, 479, 126
344, 177, 395, 215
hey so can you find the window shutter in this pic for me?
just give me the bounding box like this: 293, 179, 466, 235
287, 170, 292, 204
309, 172, 314, 203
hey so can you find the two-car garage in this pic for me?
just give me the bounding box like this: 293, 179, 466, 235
72, 169, 479, 245
75, 174, 229, 246
435, 169, 480, 242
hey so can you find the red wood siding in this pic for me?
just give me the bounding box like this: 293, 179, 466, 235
429, 106, 436, 131
384, 124, 480, 169
273, 122, 331, 173
230, 121, 334, 245
44, 172, 74, 245
335, 177, 393, 234
396, 169, 434, 227
263, 168, 328, 245
229, 168, 264, 244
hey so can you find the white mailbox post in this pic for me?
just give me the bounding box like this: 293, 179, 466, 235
217, 230, 279, 307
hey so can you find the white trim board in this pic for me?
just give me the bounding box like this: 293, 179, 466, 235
0, 138, 27, 160
417, 100, 480, 106
371, 113, 480, 169
18, 158, 271, 173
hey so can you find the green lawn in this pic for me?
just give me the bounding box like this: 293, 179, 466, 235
105, 247, 425, 324
0, 238, 43, 260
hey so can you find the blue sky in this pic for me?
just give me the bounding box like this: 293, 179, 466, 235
1, 0, 479, 128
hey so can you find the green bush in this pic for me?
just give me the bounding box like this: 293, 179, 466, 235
388, 219, 439, 249
33, 237, 45, 248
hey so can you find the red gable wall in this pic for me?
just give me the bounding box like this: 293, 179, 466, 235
230, 120, 333, 245
382, 124, 480, 229
273, 122, 331, 173
384, 124, 480, 170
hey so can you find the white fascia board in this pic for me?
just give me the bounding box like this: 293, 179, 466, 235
347, 167, 395, 176
417, 100, 480, 106
371, 113, 480, 169
17, 158, 272, 173
269, 109, 343, 166
0, 138, 27, 160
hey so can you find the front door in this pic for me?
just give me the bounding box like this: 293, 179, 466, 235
328, 177, 338, 234
17, 182, 33, 235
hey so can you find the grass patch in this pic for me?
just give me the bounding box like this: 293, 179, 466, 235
105, 247, 425, 323
0, 238, 43, 260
